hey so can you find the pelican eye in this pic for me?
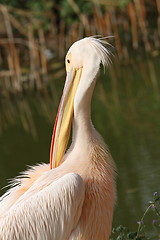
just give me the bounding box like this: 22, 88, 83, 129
66, 53, 72, 72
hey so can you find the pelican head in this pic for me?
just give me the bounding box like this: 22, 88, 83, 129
50, 37, 111, 169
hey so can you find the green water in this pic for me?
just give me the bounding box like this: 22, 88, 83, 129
0, 57, 160, 232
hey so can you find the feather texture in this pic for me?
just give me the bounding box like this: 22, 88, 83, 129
0, 173, 85, 240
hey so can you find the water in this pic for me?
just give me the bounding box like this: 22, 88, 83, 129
0, 57, 160, 231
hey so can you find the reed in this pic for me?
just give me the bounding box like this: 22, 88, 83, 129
0, 1, 160, 96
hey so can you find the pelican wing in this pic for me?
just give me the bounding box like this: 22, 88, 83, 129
0, 173, 85, 240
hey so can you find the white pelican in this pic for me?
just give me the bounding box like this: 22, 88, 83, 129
0, 37, 116, 240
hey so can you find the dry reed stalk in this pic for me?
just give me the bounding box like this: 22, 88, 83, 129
12, 45, 22, 91
128, 2, 138, 49
89, 19, 97, 36
92, 11, 99, 35
122, 18, 129, 58
65, 33, 70, 54
0, 38, 28, 46
6, 48, 15, 94
28, 25, 41, 90
104, 13, 112, 36
7, 47, 14, 71
101, 16, 107, 36
156, 0, 160, 14
110, 8, 122, 57
28, 24, 36, 90
50, 13, 59, 52
103, 12, 112, 36
141, 0, 146, 17
2, 4, 32, 18
66, 0, 86, 26
93, 11, 103, 35
3, 3, 53, 19
95, 12, 105, 35
34, 38, 42, 90
38, 28, 48, 83
65, 28, 72, 52
78, 22, 84, 40
0, 70, 13, 77
134, 0, 151, 52
66, 23, 77, 50
70, 22, 79, 44
1, 6, 15, 89
93, 0, 106, 35
58, 20, 65, 58
8, 13, 27, 36
1, 5, 22, 92
83, 16, 91, 37
156, 0, 160, 37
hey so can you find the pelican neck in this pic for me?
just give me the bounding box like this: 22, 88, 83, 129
72, 79, 96, 144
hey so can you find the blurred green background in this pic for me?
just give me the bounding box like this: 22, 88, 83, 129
0, 0, 160, 236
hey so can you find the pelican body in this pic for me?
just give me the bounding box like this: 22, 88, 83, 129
0, 37, 116, 240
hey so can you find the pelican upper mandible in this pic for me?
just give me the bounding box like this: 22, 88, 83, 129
0, 37, 116, 240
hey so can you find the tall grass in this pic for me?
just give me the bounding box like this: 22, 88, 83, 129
0, 0, 160, 95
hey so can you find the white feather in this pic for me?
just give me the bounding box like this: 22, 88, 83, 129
0, 173, 85, 240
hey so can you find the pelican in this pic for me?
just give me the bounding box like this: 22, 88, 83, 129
0, 37, 116, 240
